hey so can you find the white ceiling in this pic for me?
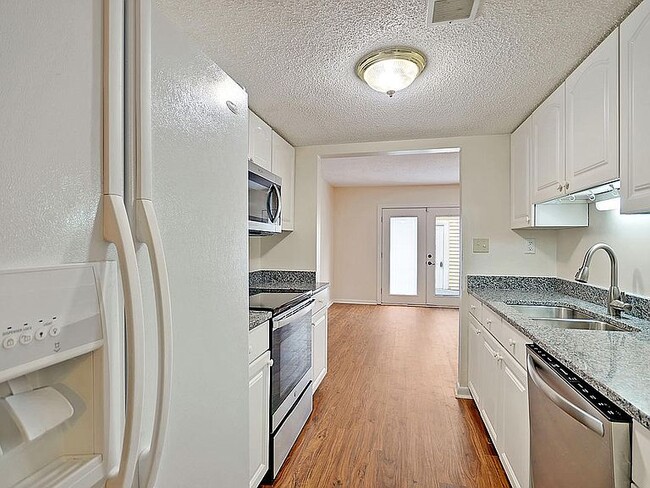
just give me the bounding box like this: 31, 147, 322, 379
321, 150, 460, 187
155, 0, 642, 147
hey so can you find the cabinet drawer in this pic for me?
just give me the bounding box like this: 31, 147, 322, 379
633, 420, 650, 488
482, 305, 504, 341
249, 321, 270, 363
313, 287, 330, 314
500, 320, 532, 368
468, 294, 483, 322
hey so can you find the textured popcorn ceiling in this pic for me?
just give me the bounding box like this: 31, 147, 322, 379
155, 0, 642, 146
322, 151, 460, 187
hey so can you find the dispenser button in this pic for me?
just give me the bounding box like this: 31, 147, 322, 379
35, 327, 48, 341
49, 326, 60, 337
3, 336, 17, 349
19, 333, 33, 345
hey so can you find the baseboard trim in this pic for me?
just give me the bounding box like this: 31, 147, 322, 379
455, 384, 472, 399
332, 299, 378, 305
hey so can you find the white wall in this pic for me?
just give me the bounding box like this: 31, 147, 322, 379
556, 206, 650, 297
249, 145, 318, 271
331, 185, 460, 303
317, 166, 335, 282
258, 135, 556, 391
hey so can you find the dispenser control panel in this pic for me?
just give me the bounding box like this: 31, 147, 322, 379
0, 265, 105, 383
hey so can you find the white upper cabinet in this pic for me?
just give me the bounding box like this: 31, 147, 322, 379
271, 131, 296, 231
248, 110, 273, 171
621, 0, 650, 214
531, 84, 566, 204
566, 28, 619, 193
510, 118, 533, 228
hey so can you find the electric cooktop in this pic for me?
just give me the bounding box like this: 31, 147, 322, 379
249, 291, 311, 316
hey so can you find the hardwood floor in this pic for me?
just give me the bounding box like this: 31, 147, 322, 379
264, 304, 510, 488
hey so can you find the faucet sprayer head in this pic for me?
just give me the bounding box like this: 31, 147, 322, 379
575, 266, 589, 283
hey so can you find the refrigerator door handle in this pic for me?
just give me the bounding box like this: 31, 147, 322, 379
136, 199, 173, 488
104, 195, 146, 488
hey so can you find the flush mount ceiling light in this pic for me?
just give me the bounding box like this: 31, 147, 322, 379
355, 48, 427, 97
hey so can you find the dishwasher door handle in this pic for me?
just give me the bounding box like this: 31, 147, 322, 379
527, 354, 605, 437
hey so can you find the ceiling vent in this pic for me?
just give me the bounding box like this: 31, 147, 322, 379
427, 0, 481, 25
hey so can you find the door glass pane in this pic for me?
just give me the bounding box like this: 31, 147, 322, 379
434, 215, 460, 297
389, 217, 418, 296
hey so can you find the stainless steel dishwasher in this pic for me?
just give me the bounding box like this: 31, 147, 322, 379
526, 344, 631, 488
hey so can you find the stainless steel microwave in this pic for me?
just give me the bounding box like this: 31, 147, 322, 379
248, 160, 282, 235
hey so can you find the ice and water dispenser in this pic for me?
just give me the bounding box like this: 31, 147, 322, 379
0, 264, 120, 488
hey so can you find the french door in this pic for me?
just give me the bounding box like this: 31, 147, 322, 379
380, 207, 460, 307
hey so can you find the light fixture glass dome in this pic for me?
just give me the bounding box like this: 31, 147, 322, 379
356, 48, 426, 97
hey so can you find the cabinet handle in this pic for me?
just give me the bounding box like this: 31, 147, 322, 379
564, 182, 570, 191
526, 216, 530, 223
508, 339, 516, 347
486, 319, 492, 325
557, 184, 564, 192
470, 305, 476, 311
268, 359, 274, 367
475, 329, 482, 335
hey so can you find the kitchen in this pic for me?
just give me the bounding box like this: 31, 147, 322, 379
1, 0, 650, 488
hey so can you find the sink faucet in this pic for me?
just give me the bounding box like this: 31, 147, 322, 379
575, 243, 632, 318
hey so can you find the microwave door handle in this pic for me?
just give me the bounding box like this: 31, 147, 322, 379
527, 355, 605, 437
266, 184, 281, 224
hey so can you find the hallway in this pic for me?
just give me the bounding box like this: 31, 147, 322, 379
266, 304, 510, 488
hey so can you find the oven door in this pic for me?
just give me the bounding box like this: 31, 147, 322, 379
271, 300, 313, 431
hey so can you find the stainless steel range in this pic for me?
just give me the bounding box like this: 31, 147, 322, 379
250, 291, 314, 480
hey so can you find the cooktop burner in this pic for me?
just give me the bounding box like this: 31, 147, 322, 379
249, 291, 311, 316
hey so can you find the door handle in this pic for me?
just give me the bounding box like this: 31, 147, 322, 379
104, 195, 145, 488
527, 355, 604, 437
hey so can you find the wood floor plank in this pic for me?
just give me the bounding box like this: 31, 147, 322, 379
264, 304, 510, 488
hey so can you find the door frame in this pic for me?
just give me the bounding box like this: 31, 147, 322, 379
376, 204, 461, 306
425, 207, 461, 307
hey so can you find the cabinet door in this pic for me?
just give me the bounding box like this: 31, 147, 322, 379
479, 333, 502, 450
271, 131, 296, 231
621, 0, 650, 214
500, 354, 530, 488
467, 315, 483, 407
566, 29, 619, 193
248, 110, 272, 171
312, 308, 328, 391
511, 118, 533, 229
532, 84, 566, 204
249, 351, 271, 488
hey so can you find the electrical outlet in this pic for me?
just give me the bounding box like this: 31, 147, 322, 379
473, 238, 489, 254
525, 238, 536, 254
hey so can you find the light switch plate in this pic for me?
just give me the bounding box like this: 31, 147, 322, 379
473, 238, 489, 253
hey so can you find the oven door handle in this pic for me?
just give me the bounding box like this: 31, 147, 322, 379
273, 300, 314, 330
527, 354, 605, 437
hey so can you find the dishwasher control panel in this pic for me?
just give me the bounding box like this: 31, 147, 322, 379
527, 344, 630, 423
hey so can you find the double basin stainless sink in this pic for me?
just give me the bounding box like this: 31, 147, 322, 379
508, 304, 631, 332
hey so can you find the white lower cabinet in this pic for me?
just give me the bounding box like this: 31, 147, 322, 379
312, 306, 328, 391
500, 353, 530, 488
249, 350, 271, 488
467, 298, 531, 488
633, 420, 650, 488
479, 332, 502, 449
467, 315, 483, 406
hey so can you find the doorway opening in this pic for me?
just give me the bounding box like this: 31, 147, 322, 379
379, 206, 460, 307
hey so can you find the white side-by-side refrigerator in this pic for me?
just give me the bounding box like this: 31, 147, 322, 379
0, 1, 250, 487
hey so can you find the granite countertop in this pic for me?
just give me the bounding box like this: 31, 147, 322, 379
249, 310, 272, 331
250, 281, 329, 295
469, 284, 650, 429
248, 270, 330, 331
